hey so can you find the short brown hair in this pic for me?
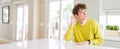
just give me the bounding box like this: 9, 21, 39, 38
72, 3, 86, 15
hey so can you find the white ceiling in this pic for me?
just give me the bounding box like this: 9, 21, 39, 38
0, 0, 23, 3
0, 0, 12, 3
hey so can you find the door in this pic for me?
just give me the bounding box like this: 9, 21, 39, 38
16, 4, 28, 41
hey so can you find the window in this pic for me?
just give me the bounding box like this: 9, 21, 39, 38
48, 1, 60, 39
47, 0, 73, 40
99, 10, 120, 38
99, 11, 120, 30
107, 11, 120, 27
60, 0, 73, 40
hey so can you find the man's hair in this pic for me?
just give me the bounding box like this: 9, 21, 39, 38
72, 3, 86, 15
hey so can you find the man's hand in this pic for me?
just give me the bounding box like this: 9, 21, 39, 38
76, 41, 89, 46
71, 15, 77, 26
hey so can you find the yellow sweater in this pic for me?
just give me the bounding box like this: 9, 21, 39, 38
64, 18, 104, 46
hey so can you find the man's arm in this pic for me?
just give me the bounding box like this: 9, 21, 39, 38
64, 15, 76, 41
90, 20, 104, 46
64, 25, 74, 41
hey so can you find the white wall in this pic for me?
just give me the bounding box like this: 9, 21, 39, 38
27, 0, 34, 40
32, 0, 39, 39
31, 0, 46, 39
38, 0, 46, 38
103, 0, 120, 10
86, 0, 99, 22
0, 2, 13, 40
28, 0, 47, 39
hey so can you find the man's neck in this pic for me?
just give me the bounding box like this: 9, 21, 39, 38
81, 20, 87, 25
79, 19, 87, 25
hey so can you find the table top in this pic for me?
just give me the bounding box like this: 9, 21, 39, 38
0, 39, 119, 49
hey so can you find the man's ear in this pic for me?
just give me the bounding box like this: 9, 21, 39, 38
74, 14, 78, 18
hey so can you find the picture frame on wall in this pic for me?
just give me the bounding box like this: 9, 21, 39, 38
2, 6, 10, 24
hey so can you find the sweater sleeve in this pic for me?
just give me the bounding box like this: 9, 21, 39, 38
64, 25, 74, 41
90, 20, 104, 46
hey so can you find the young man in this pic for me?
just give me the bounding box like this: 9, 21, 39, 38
64, 3, 104, 46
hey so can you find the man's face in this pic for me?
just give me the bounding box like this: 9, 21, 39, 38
75, 9, 87, 22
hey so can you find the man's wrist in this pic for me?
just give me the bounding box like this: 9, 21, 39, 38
88, 40, 90, 44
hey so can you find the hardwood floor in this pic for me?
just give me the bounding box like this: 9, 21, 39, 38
0, 41, 9, 44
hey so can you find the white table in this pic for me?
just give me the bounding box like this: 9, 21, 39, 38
0, 39, 119, 49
